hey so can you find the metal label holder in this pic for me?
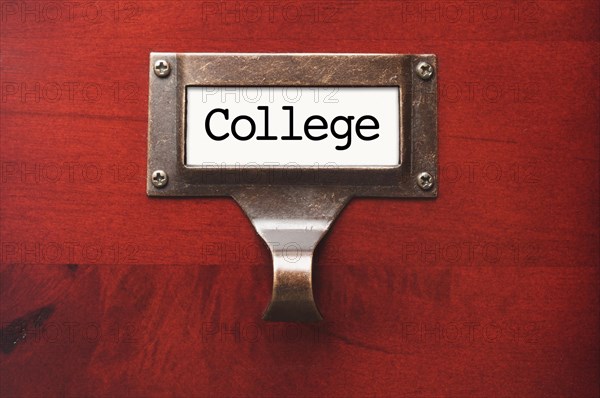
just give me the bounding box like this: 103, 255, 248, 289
147, 53, 437, 322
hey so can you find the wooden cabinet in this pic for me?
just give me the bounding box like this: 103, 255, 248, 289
1, 1, 598, 396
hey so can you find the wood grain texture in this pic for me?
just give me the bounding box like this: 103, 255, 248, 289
1, 0, 598, 396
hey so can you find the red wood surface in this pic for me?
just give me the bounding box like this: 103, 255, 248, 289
1, 1, 598, 396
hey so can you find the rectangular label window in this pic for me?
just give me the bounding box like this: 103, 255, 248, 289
185, 86, 400, 167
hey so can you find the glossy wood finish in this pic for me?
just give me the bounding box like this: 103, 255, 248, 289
1, 1, 598, 396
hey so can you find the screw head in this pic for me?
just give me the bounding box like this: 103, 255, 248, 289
151, 170, 168, 188
416, 61, 434, 80
417, 172, 434, 190
153, 60, 171, 77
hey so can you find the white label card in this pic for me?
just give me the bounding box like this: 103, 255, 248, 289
185, 86, 400, 167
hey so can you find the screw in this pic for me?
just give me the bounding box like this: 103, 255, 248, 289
416, 61, 434, 80
417, 172, 434, 190
153, 60, 171, 77
151, 170, 168, 188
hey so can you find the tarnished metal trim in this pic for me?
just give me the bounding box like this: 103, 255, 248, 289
147, 53, 437, 197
